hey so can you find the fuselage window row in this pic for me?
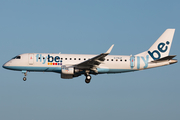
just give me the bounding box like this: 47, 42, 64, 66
39, 57, 127, 62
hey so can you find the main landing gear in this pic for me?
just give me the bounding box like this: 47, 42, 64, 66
22, 70, 27, 81
85, 73, 91, 84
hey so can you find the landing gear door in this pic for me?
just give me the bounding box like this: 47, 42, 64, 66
28, 53, 34, 65
130, 56, 135, 69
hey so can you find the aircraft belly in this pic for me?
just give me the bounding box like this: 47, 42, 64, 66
4, 65, 61, 73
98, 62, 134, 73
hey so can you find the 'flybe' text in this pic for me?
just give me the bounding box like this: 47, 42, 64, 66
36, 54, 62, 64
148, 41, 170, 60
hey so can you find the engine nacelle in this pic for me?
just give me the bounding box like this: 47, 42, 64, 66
61, 65, 80, 79
61, 74, 73, 79
61, 65, 74, 75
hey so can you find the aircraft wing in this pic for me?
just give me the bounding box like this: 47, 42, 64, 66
74, 44, 114, 69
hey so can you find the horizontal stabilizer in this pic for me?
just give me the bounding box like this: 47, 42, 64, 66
151, 55, 176, 63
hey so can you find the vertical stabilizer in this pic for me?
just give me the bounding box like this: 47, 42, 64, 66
136, 29, 175, 61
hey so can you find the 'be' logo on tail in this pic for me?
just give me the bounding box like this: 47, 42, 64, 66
148, 41, 170, 60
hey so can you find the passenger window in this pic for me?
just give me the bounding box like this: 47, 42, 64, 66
65, 58, 67, 60
107, 59, 109, 61
79, 58, 81, 60
70, 58, 72, 60
74, 58, 76, 60
111, 59, 113, 61
120, 59, 122, 61
125, 59, 127, 62
84, 58, 86, 60
61, 58, 63, 60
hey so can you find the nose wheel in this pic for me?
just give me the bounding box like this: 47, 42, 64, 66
23, 77, 27, 81
85, 75, 91, 84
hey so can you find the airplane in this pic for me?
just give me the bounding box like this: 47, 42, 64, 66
2, 29, 177, 83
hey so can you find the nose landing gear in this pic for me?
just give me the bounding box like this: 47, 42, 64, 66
22, 70, 27, 81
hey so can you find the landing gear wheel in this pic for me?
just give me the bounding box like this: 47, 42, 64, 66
85, 75, 91, 84
85, 79, 91, 83
23, 77, 27, 81
86, 75, 91, 80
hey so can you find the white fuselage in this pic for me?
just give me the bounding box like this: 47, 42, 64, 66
3, 53, 175, 74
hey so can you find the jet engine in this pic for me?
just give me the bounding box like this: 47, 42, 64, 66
61, 65, 80, 79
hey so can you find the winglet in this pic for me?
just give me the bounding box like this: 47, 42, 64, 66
106, 44, 114, 54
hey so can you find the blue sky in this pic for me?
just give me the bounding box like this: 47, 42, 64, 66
0, 0, 180, 120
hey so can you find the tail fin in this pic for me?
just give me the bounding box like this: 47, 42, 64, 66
136, 29, 175, 62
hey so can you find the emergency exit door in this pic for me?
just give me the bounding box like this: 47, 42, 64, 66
130, 56, 135, 69
28, 54, 34, 65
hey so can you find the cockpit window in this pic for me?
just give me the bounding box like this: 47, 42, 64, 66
12, 56, 21, 59
16, 56, 21, 59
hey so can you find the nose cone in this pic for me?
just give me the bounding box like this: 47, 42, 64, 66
3, 63, 7, 69
2, 62, 10, 69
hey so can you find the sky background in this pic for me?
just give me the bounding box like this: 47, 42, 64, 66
0, 0, 180, 120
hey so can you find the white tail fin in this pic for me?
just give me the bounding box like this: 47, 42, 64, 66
136, 29, 175, 61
